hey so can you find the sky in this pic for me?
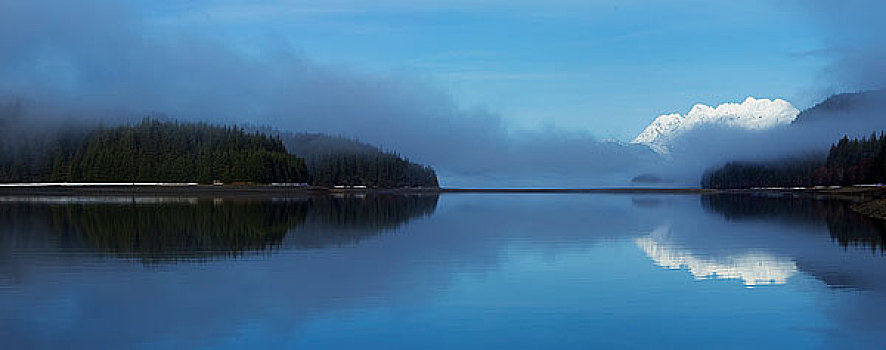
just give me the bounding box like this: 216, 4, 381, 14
132, 0, 830, 140
1, 0, 882, 186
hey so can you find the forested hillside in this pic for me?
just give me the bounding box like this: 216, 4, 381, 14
703, 133, 886, 189
792, 90, 886, 125
267, 131, 439, 188
0, 119, 309, 183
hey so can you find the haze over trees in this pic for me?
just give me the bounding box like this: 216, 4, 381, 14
279, 132, 438, 188
701, 90, 886, 189
703, 133, 886, 189
246, 127, 439, 187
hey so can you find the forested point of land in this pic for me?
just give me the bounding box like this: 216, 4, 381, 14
703, 132, 886, 189
0, 117, 439, 187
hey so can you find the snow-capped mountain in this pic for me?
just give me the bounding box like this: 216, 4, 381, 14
633, 97, 800, 154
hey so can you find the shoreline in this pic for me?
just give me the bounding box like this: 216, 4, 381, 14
0, 183, 884, 193
0, 184, 884, 196
0, 185, 720, 197
2, 184, 886, 220
0, 183, 881, 200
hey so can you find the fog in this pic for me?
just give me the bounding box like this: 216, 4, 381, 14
0, 0, 669, 187
804, 0, 886, 92
649, 0, 886, 183
652, 90, 886, 184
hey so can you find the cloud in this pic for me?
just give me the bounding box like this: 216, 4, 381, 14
640, 90, 886, 185
147, 0, 628, 23
17, 0, 882, 187
0, 0, 662, 187
632, 1, 886, 184
800, 0, 886, 91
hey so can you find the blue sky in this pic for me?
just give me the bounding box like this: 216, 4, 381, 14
134, 0, 830, 141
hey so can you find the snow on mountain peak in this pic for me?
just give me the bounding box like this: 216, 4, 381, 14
632, 97, 799, 154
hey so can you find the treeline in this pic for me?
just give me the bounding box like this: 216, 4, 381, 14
702, 157, 825, 189
306, 153, 438, 187
703, 132, 886, 189
0, 119, 308, 183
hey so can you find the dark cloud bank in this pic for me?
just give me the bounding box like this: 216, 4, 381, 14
1, 0, 884, 187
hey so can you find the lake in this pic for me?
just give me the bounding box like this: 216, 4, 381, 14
1, 193, 885, 349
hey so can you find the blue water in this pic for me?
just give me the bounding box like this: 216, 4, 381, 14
1, 193, 885, 349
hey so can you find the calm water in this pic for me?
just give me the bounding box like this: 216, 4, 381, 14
1, 193, 886, 349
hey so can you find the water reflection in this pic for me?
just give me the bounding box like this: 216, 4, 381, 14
702, 193, 886, 251
0, 194, 439, 263
692, 193, 886, 292
685, 193, 886, 348
290, 194, 439, 248
636, 225, 798, 286
2, 193, 886, 348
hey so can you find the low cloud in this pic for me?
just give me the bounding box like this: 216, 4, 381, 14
802, 0, 886, 92
6, 0, 882, 187
650, 91, 886, 183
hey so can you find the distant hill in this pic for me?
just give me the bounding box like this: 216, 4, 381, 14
793, 89, 886, 125
631, 173, 671, 184
251, 128, 439, 188
279, 132, 382, 158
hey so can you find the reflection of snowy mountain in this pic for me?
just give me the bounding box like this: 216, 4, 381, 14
635, 225, 797, 286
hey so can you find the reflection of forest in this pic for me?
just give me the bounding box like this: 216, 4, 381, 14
0, 194, 439, 262
290, 194, 439, 248
701, 193, 886, 251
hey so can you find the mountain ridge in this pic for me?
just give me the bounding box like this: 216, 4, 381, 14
632, 97, 800, 154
